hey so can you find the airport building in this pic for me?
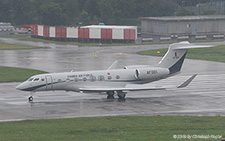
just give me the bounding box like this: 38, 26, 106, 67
0, 22, 14, 35
32, 25, 137, 43
141, 15, 225, 42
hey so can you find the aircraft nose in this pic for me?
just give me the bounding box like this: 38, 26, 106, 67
16, 83, 26, 91
16, 84, 22, 90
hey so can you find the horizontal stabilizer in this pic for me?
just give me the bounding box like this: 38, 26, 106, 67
173, 45, 214, 50
177, 74, 197, 88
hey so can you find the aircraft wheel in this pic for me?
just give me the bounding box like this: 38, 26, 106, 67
28, 96, 33, 102
117, 91, 127, 99
107, 95, 115, 99
106, 91, 115, 99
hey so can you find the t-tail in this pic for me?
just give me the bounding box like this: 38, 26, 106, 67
157, 41, 213, 75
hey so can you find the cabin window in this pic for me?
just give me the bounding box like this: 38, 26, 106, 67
107, 76, 112, 80
98, 75, 105, 81
116, 75, 120, 79
90, 76, 96, 82
34, 78, 40, 81
28, 78, 34, 81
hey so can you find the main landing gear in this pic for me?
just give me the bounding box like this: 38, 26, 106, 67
106, 91, 127, 99
117, 91, 127, 99
106, 91, 115, 99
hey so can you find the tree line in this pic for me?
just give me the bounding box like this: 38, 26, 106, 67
0, 0, 216, 26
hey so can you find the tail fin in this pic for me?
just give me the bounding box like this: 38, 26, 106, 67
157, 41, 212, 75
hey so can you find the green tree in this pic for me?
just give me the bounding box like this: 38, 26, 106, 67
39, 2, 65, 26
176, 8, 195, 16
61, 0, 80, 26
0, 0, 10, 22
202, 8, 216, 15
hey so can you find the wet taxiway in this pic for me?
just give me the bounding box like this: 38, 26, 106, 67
1, 38, 225, 121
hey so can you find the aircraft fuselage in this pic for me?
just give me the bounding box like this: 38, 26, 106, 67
16, 67, 170, 92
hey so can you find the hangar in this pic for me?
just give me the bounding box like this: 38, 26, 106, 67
141, 15, 225, 42
0, 22, 14, 35
31, 25, 137, 43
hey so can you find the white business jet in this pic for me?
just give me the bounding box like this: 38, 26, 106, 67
16, 41, 212, 102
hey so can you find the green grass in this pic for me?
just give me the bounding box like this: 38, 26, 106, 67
2, 34, 224, 47
138, 45, 225, 63
0, 42, 46, 50
1, 34, 173, 46
0, 116, 224, 141
0, 66, 47, 82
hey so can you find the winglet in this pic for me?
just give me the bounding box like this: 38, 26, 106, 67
107, 60, 118, 70
177, 74, 197, 88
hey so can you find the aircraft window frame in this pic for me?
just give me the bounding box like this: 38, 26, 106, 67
107, 76, 112, 80
28, 78, 34, 81
90, 76, 96, 82
33, 78, 40, 81
98, 75, 105, 81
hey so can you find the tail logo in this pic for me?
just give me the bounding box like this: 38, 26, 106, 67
173, 52, 179, 59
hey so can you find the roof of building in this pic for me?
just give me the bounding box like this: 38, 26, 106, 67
141, 15, 225, 21
81, 25, 137, 29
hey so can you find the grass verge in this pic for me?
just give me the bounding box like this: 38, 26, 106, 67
0, 42, 46, 50
1, 34, 173, 47
0, 66, 47, 82
1, 34, 224, 47
138, 45, 225, 63
0, 116, 224, 140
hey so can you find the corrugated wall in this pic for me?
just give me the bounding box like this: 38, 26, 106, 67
32, 25, 137, 42
37, 25, 44, 36
67, 27, 78, 38
101, 29, 112, 39
49, 27, 55, 38
56, 27, 66, 38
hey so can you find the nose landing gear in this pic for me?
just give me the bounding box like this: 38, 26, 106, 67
28, 92, 35, 102
28, 96, 33, 102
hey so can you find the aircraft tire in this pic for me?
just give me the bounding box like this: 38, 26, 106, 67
28, 96, 33, 102
107, 95, 115, 99
117, 91, 127, 99
118, 94, 126, 99
106, 91, 115, 99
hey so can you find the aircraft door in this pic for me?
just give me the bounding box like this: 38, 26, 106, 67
45, 75, 53, 90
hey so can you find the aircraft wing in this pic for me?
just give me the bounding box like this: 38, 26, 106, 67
107, 60, 118, 70
79, 74, 197, 92
79, 86, 166, 92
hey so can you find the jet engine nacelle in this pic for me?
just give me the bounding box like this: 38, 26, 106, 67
134, 67, 169, 80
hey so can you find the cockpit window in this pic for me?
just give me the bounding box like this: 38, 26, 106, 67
34, 78, 40, 81
28, 78, 34, 81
